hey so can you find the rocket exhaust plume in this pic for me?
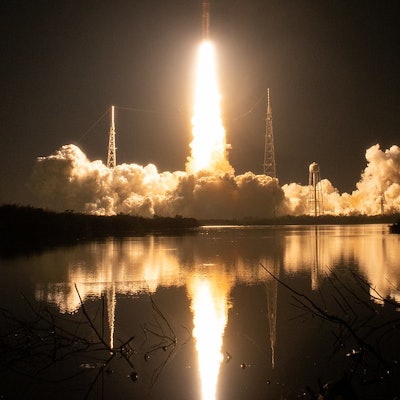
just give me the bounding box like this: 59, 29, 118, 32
202, 0, 210, 40
186, 41, 232, 175
186, 0, 232, 175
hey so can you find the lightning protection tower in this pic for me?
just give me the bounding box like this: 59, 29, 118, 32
308, 162, 324, 216
263, 88, 276, 178
107, 105, 116, 169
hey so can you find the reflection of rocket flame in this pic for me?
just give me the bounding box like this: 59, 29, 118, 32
107, 283, 116, 349
265, 260, 280, 369
202, 0, 210, 40
188, 275, 231, 400
311, 226, 321, 290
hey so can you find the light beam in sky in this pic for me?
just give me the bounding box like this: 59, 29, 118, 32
186, 40, 233, 175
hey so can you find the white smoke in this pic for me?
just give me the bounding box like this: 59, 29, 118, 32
30, 143, 400, 218
281, 144, 400, 216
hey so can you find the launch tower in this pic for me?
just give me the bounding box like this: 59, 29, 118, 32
308, 162, 324, 216
263, 89, 276, 178
107, 106, 116, 169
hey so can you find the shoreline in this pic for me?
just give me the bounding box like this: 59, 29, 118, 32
1, 204, 398, 256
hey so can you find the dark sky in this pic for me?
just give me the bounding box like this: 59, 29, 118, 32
1, 0, 399, 205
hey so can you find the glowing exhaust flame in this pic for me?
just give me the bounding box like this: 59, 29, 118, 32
186, 41, 233, 175
188, 275, 231, 400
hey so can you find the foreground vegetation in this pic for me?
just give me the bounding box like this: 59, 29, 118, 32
0, 204, 199, 254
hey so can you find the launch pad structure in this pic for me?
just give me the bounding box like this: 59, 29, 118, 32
263, 88, 277, 178
107, 105, 116, 169
308, 162, 324, 216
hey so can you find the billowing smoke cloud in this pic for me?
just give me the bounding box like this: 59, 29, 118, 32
29, 143, 400, 218
29, 144, 285, 218
282, 144, 400, 216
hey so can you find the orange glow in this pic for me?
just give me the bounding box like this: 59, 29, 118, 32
186, 41, 232, 175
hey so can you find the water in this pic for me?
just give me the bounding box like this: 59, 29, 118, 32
1, 224, 399, 399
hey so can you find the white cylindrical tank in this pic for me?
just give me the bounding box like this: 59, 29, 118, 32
309, 162, 320, 174
308, 162, 323, 216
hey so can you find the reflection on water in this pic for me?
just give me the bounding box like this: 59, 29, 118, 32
265, 260, 280, 369
106, 283, 116, 349
35, 224, 400, 315
188, 274, 231, 400
2, 224, 400, 398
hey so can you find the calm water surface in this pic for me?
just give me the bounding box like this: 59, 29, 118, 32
1, 224, 399, 399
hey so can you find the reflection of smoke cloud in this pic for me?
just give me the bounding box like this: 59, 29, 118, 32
35, 225, 400, 313
30, 143, 400, 217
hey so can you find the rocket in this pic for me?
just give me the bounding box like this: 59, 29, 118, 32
202, 0, 210, 40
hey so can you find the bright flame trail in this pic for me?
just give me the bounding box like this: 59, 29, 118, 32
186, 41, 232, 174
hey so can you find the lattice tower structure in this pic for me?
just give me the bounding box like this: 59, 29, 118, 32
380, 193, 386, 215
263, 88, 276, 178
107, 105, 117, 169
308, 162, 324, 216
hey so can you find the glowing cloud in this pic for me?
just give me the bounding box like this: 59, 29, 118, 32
186, 41, 232, 175
281, 144, 400, 216
29, 143, 400, 218
29, 144, 284, 218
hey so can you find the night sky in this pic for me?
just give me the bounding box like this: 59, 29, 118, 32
1, 0, 399, 205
